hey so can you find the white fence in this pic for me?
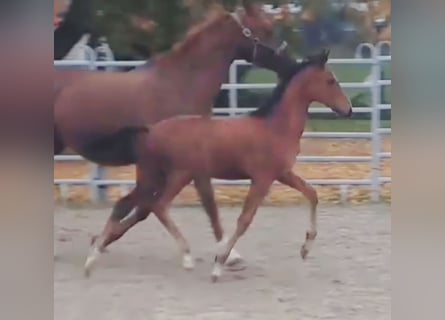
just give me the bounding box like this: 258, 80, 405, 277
54, 44, 391, 203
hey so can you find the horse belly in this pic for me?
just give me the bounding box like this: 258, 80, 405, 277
205, 154, 249, 180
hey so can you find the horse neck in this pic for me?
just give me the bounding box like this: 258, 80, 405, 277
156, 17, 240, 113
268, 83, 311, 140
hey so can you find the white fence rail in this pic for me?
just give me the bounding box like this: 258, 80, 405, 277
54, 44, 391, 203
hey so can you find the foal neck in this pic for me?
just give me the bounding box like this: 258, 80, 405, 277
268, 77, 311, 139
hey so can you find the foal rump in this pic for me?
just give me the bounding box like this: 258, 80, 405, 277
80, 126, 150, 166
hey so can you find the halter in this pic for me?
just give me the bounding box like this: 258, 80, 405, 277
230, 11, 288, 62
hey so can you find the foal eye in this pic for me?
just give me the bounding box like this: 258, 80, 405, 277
327, 79, 336, 86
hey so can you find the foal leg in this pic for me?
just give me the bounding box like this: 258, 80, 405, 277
211, 180, 272, 282
91, 188, 137, 248
150, 171, 195, 270
85, 167, 162, 277
84, 197, 152, 277
193, 176, 243, 266
84, 189, 138, 276
278, 171, 318, 260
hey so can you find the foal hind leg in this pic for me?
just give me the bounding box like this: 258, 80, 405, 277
149, 171, 195, 270
278, 171, 318, 260
85, 166, 162, 277
91, 188, 137, 248
85, 207, 152, 277
85, 190, 151, 277
193, 177, 243, 266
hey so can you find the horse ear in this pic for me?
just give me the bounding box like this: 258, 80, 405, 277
318, 48, 330, 67
241, 0, 255, 15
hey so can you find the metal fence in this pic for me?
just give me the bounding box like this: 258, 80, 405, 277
54, 43, 391, 203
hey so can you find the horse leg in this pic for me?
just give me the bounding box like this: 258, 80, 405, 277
91, 188, 137, 245
84, 166, 162, 277
211, 179, 272, 282
150, 171, 195, 270
84, 189, 148, 277
278, 171, 318, 260
193, 176, 243, 266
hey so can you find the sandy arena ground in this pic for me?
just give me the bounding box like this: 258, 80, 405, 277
55, 204, 390, 320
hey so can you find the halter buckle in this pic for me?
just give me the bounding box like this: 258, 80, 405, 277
242, 28, 252, 38
275, 41, 288, 54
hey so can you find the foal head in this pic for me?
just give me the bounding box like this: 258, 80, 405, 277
297, 50, 353, 117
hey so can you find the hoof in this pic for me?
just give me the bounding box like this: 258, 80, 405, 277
300, 245, 309, 260
84, 246, 101, 278
225, 249, 243, 267
84, 257, 95, 278
90, 235, 98, 246
211, 259, 223, 282
182, 254, 195, 270
211, 274, 219, 283
84, 267, 92, 278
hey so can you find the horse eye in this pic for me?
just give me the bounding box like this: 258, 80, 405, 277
327, 78, 336, 86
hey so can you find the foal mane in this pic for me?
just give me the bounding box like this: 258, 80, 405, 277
248, 60, 312, 118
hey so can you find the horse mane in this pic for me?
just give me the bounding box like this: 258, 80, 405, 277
249, 60, 313, 118
158, 5, 229, 60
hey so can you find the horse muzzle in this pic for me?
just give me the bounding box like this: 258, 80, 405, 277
332, 106, 353, 118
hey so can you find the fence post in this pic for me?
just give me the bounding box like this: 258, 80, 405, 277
370, 45, 381, 202
228, 61, 238, 116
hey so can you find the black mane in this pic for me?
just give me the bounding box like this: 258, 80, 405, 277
248, 60, 312, 118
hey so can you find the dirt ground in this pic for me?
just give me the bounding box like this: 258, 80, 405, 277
54, 138, 392, 205
54, 204, 390, 320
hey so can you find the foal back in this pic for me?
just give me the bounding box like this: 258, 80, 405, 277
143, 116, 292, 179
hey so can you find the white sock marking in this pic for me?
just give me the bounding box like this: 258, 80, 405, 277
182, 254, 194, 270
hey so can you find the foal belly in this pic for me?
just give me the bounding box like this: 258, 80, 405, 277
210, 166, 250, 180
188, 156, 249, 180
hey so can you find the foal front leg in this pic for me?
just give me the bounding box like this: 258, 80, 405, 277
211, 179, 272, 282
193, 176, 243, 266
150, 171, 195, 270
278, 171, 318, 260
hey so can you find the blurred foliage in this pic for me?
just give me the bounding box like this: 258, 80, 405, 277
91, 0, 298, 59
92, 0, 189, 59
89, 0, 389, 60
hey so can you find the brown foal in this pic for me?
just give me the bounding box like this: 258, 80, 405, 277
85, 49, 353, 281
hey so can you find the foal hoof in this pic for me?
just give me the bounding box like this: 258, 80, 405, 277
211, 259, 223, 283
211, 274, 219, 283
300, 245, 309, 260
182, 254, 195, 270
84, 246, 101, 278
84, 258, 95, 278
225, 249, 243, 267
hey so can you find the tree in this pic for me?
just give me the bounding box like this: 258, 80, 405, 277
92, 0, 189, 59
91, 0, 290, 60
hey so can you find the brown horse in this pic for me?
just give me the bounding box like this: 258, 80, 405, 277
84, 49, 352, 280
56, 1, 295, 271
